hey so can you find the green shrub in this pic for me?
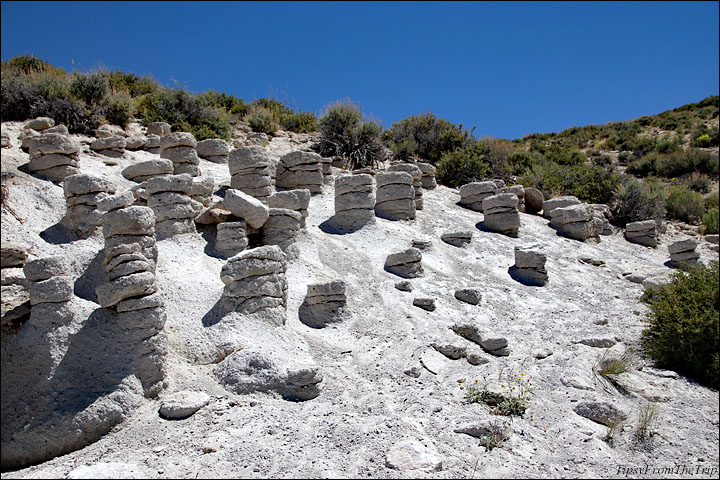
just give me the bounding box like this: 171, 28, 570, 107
683, 173, 711, 193
655, 149, 718, 178
665, 185, 705, 223
519, 159, 618, 205
282, 111, 317, 133
98, 89, 135, 128
70, 72, 110, 105
694, 134, 712, 148
507, 150, 544, 175
618, 151, 636, 165
436, 143, 491, 187
702, 208, 719, 234
198, 90, 248, 117
1, 55, 65, 76
654, 138, 682, 154
317, 99, 388, 169
383, 111, 473, 163
545, 147, 586, 166
642, 262, 719, 389
104, 70, 158, 98
610, 176, 666, 227
245, 106, 279, 134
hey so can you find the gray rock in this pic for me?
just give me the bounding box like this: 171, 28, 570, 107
417, 162, 437, 189
576, 338, 617, 348
1, 244, 29, 268
542, 196, 580, 218
96, 191, 135, 213
1, 283, 30, 324
158, 391, 211, 419
573, 401, 627, 426
413, 297, 436, 311
276, 151, 323, 194
216, 221, 249, 257
466, 351, 490, 366
91, 135, 126, 152
668, 238, 697, 254
441, 231, 473, 247
411, 239, 432, 250
512, 245, 548, 286
268, 189, 311, 227
116, 292, 164, 313
27, 133, 81, 156
43, 125, 69, 135
261, 208, 302, 252
63, 173, 115, 198
95, 271, 157, 308
196, 139, 230, 158
480, 337, 508, 352
431, 343, 466, 359
385, 248, 423, 278
147, 122, 171, 137
160, 132, 197, 150
1, 129, 10, 148
395, 280, 413, 292
625, 220, 658, 247
299, 281, 347, 328
29, 276, 73, 304
451, 323, 483, 345
375, 172, 415, 220
96, 124, 125, 138
161, 145, 199, 164
459, 181, 497, 211
454, 288, 482, 305
24, 117, 55, 131
122, 159, 174, 182
705, 234, 719, 245
103, 206, 156, 239
23, 257, 68, 282
223, 189, 270, 229
220, 246, 286, 284
125, 135, 145, 150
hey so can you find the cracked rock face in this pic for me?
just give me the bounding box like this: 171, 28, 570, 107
550, 204, 600, 241
459, 181, 496, 212
482, 193, 520, 236
375, 172, 415, 220
228, 146, 274, 202
275, 151, 323, 194
63, 174, 116, 238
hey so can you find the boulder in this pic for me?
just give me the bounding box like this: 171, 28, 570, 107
454, 288, 482, 305
573, 401, 627, 427
333, 174, 375, 230
417, 162, 437, 189
482, 193, 520, 236
542, 196, 580, 218
196, 139, 230, 161
268, 189, 311, 228
146, 122, 171, 137
511, 245, 548, 286
384, 248, 423, 278
441, 231, 473, 247
158, 391, 210, 420
275, 151, 323, 194
24, 117, 55, 131
625, 220, 658, 248
413, 298, 436, 311
375, 172, 415, 220
1, 244, 29, 268
299, 280, 347, 328
223, 189, 270, 229
459, 181, 496, 211
385, 440, 442, 473
122, 159, 174, 183
261, 208, 302, 252
524, 187, 544, 214
216, 221, 249, 257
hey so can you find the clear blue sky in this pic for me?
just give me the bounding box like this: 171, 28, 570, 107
2, 1, 718, 139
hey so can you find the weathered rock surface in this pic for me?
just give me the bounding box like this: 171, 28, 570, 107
158, 391, 211, 419
459, 181, 496, 211
454, 288, 482, 305
63, 173, 116, 237
196, 139, 230, 163
413, 297, 436, 311
267, 189, 310, 228
573, 401, 627, 426
261, 208, 302, 253
668, 238, 699, 267
417, 162, 437, 189
375, 172, 415, 220
524, 187, 544, 214
511, 245, 548, 286
388, 163, 424, 210
146, 122, 171, 137
482, 193, 520, 236
550, 204, 600, 241
385, 440, 442, 472
441, 231, 473, 247
228, 146, 274, 202
333, 174, 375, 230
384, 248, 423, 278
122, 159, 174, 183
625, 220, 658, 247
275, 151, 323, 194
542, 195, 580, 218
24, 117, 55, 131
299, 280, 347, 328
26, 133, 81, 181
215, 221, 249, 257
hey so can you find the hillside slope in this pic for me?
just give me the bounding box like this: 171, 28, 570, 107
1, 121, 718, 478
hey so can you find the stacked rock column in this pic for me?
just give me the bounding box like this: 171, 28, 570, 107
498, 185, 526, 212
262, 209, 303, 253
375, 172, 415, 220
23, 257, 74, 326
482, 193, 521, 236
388, 163, 424, 210
26, 133, 82, 182
219, 245, 288, 321
417, 162, 437, 190
549, 204, 600, 241
668, 239, 700, 267
144, 174, 198, 239
334, 174, 375, 231
459, 181, 497, 212
512, 245, 548, 286
90, 135, 126, 158
196, 139, 230, 164
63, 174, 116, 238
160, 132, 201, 177
228, 146, 274, 202
625, 220, 658, 247
275, 151, 324, 194
268, 190, 311, 228
96, 195, 166, 397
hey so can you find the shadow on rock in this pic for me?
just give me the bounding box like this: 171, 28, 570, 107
40, 220, 77, 245
74, 248, 105, 303
508, 266, 545, 287
318, 216, 365, 235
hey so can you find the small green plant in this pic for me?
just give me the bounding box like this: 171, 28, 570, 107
695, 133, 712, 148
245, 106, 279, 134
665, 184, 705, 224
478, 421, 509, 451
70, 72, 110, 105
642, 262, 719, 389
383, 111, 474, 163
595, 349, 637, 377
701, 208, 719, 234
461, 371, 533, 417
633, 403, 658, 442
610, 176, 666, 227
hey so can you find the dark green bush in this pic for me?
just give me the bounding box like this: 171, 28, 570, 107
245, 107, 279, 134
610, 176, 666, 227
1, 55, 64, 76
98, 90, 135, 128
317, 99, 388, 169
626, 153, 658, 177
642, 262, 719, 389
618, 151, 636, 165
545, 147, 586, 166
198, 90, 248, 116
665, 185, 705, 224
436, 143, 491, 187
507, 150, 544, 175
654, 138, 683, 154
104, 71, 158, 98
683, 173, 711, 193
519, 160, 618, 205
655, 149, 718, 178
30, 97, 99, 135
384, 111, 473, 163
70, 72, 110, 105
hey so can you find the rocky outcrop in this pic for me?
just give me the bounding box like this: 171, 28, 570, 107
417, 162, 437, 189
388, 163, 423, 210
625, 220, 658, 247
26, 133, 81, 181
275, 151, 323, 194
63, 173, 116, 238
196, 138, 230, 163
220, 245, 288, 318
668, 238, 699, 267
143, 134, 161, 154
333, 174, 375, 231
549, 204, 600, 241
482, 193, 520, 236
1, 244, 31, 332
262, 208, 302, 253
298, 280, 347, 328
146, 121, 171, 137
160, 132, 201, 177
215, 221, 249, 257
511, 245, 548, 286
498, 185, 525, 212
122, 159, 174, 183
228, 146, 274, 202
268, 189, 311, 228
375, 172, 415, 220
189, 175, 215, 207
384, 248, 423, 278
90, 135, 126, 157
144, 174, 197, 240
459, 181, 497, 211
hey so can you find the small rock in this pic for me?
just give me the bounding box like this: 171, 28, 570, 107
385, 440, 442, 472
573, 401, 627, 427
413, 298, 435, 311
1, 244, 29, 268
431, 343, 466, 360
441, 231, 473, 247
454, 288, 482, 305
395, 281, 413, 292
576, 338, 617, 348
159, 391, 211, 420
